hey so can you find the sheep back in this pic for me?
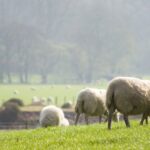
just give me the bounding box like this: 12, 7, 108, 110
39, 105, 64, 127
106, 77, 150, 115
75, 88, 106, 116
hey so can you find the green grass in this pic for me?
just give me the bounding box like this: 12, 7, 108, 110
0, 83, 107, 106
0, 121, 149, 150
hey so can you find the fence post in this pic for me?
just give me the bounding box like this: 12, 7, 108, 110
25, 121, 28, 129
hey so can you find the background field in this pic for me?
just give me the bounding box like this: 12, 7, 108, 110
0, 81, 108, 106
0, 121, 149, 150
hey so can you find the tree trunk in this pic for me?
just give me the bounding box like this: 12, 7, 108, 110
41, 73, 48, 84
7, 71, 12, 84
24, 63, 29, 84
19, 71, 24, 83
0, 72, 4, 83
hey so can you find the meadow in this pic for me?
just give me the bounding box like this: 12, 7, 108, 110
0, 81, 107, 106
0, 121, 149, 150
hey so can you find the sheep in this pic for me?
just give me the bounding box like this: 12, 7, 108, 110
13, 90, 19, 95
74, 88, 108, 125
39, 105, 69, 127
31, 96, 42, 106
30, 87, 37, 91
61, 101, 73, 109
47, 96, 54, 104
40, 97, 47, 105
104, 110, 121, 123
32, 96, 39, 103
66, 85, 71, 89
106, 77, 150, 129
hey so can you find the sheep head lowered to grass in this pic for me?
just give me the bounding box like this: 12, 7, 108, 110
39, 105, 69, 127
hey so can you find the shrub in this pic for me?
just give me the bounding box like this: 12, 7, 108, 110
3, 98, 24, 107
0, 103, 20, 122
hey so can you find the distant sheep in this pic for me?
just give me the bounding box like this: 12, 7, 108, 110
106, 77, 150, 129
32, 96, 39, 103
66, 85, 71, 89
40, 97, 47, 105
31, 96, 45, 106
75, 88, 107, 125
61, 101, 73, 109
47, 96, 54, 104
39, 105, 69, 127
13, 90, 19, 95
30, 87, 37, 91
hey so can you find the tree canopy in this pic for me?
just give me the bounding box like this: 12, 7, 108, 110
0, 0, 149, 83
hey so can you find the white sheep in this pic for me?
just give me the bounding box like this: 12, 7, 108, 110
30, 87, 36, 91
31, 96, 41, 105
39, 105, 69, 127
106, 77, 150, 129
65, 85, 71, 89
75, 88, 107, 125
32, 96, 39, 103
47, 96, 54, 104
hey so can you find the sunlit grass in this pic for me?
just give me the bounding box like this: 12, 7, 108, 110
0, 121, 149, 150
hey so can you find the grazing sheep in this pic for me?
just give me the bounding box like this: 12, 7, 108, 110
30, 87, 36, 91
75, 88, 107, 125
66, 85, 71, 89
13, 90, 19, 95
104, 110, 121, 123
61, 101, 73, 109
106, 77, 150, 129
31, 96, 44, 106
47, 96, 54, 104
39, 105, 69, 127
32, 96, 39, 103
40, 97, 47, 105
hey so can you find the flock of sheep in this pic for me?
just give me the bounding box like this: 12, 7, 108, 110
39, 76, 150, 129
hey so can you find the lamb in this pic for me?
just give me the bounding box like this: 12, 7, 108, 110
39, 105, 69, 127
106, 77, 150, 129
75, 88, 108, 125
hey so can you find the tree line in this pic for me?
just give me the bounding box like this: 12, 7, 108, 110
0, 0, 150, 83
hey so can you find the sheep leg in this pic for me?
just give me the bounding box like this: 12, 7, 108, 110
140, 113, 147, 125
85, 114, 89, 125
99, 116, 102, 123
104, 111, 108, 122
145, 116, 148, 124
75, 113, 80, 125
108, 106, 115, 130
104, 118, 108, 122
123, 115, 130, 127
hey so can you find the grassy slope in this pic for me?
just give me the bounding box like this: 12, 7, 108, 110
0, 121, 149, 150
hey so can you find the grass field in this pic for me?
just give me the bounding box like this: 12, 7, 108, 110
0, 82, 107, 106
0, 121, 149, 150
